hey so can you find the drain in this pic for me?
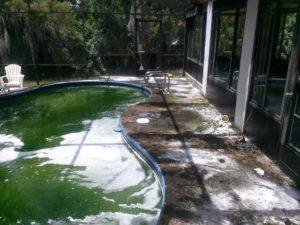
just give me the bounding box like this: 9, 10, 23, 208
136, 118, 150, 124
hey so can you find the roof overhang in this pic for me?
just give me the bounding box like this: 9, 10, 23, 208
144, 0, 210, 10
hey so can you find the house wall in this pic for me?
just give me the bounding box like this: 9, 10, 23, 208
184, 0, 300, 181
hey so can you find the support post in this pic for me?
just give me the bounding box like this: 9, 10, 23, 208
234, 0, 260, 131
202, 0, 213, 96
134, 0, 139, 75
158, 19, 163, 69
182, 18, 188, 76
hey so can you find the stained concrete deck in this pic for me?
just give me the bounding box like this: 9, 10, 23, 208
117, 75, 300, 225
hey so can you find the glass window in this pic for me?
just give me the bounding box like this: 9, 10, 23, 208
251, 4, 273, 105
186, 19, 194, 58
210, 7, 246, 90
230, 9, 246, 90
214, 11, 235, 85
265, 11, 297, 114
185, 12, 206, 83
186, 14, 205, 62
251, 1, 298, 117
193, 15, 205, 61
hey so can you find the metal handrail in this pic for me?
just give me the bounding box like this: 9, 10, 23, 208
144, 70, 171, 93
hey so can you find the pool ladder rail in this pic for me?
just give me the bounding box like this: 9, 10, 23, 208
99, 74, 111, 82
144, 70, 171, 93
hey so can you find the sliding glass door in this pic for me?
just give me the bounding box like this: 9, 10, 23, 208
281, 2, 300, 180
251, 0, 299, 117
210, 5, 246, 90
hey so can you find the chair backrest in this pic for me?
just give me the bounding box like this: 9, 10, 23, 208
5, 64, 22, 82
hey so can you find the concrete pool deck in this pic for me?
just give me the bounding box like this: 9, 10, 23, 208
116, 75, 300, 225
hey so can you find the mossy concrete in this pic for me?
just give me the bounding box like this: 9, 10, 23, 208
120, 76, 300, 225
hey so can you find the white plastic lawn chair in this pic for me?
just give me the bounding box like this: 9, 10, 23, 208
3, 64, 25, 91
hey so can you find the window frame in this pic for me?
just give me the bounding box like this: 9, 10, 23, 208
288, 92, 300, 152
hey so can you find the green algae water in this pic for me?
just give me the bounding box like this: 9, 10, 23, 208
0, 86, 162, 225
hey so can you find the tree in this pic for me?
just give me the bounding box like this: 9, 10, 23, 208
0, 0, 184, 79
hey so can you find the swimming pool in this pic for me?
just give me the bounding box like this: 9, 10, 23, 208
0, 83, 163, 225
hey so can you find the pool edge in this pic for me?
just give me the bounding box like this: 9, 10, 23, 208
120, 121, 166, 223
0, 80, 152, 99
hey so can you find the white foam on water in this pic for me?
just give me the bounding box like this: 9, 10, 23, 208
0, 147, 24, 163
0, 117, 157, 191
65, 212, 158, 225
0, 141, 38, 163
70, 145, 147, 191
102, 196, 115, 203
60, 118, 123, 145
0, 134, 24, 148
84, 118, 123, 144
18, 145, 147, 192
0, 116, 162, 223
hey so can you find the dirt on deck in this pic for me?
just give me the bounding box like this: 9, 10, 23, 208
117, 75, 300, 225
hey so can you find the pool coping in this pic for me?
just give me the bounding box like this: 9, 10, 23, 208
0, 80, 151, 98
120, 122, 166, 217
0, 80, 166, 224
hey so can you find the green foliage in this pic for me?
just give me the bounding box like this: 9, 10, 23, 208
218, 14, 235, 56
0, 0, 184, 78
1, 0, 133, 77
276, 12, 297, 60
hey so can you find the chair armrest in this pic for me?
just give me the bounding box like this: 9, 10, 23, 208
0, 76, 8, 92
0, 75, 8, 83
19, 74, 25, 81
19, 74, 25, 89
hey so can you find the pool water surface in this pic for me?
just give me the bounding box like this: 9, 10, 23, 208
0, 86, 162, 225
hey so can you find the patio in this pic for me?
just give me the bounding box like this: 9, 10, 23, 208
116, 75, 300, 224
0, 0, 300, 224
